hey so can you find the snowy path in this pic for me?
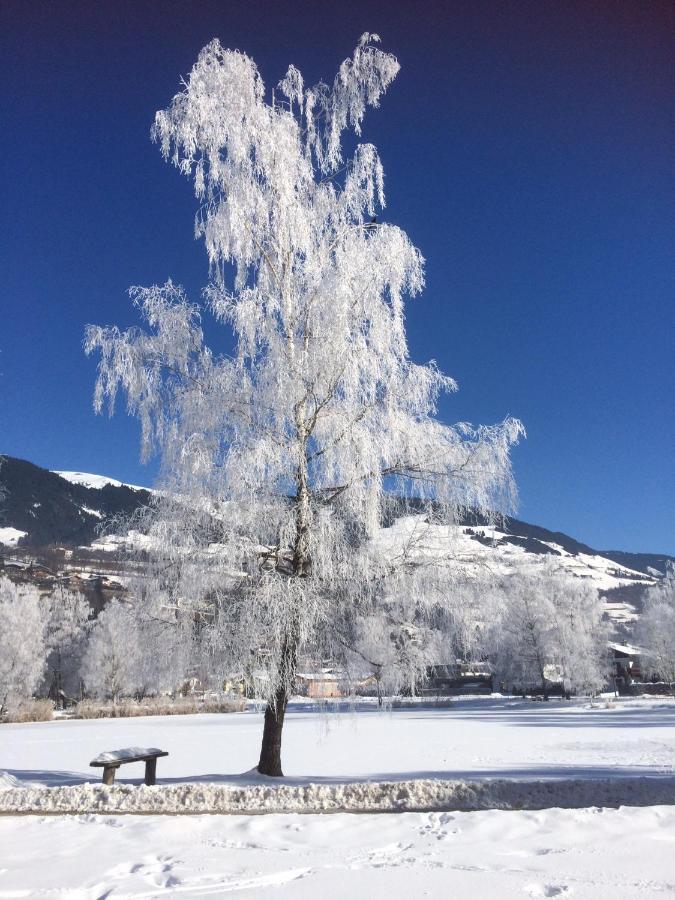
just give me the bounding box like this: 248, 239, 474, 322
1, 806, 674, 898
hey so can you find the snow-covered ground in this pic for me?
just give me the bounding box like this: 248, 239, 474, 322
2, 697, 674, 897
3, 805, 675, 898
0, 525, 27, 547
2, 697, 675, 787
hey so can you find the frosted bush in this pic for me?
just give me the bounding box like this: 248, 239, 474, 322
0, 577, 48, 721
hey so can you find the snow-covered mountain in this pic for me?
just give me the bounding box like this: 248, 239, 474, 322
54, 471, 150, 492
1, 455, 671, 633
375, 515, 660, 631
0, 456, 152, 548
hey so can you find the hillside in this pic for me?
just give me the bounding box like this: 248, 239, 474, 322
0, 455, 671, 636
0, 456, 152, 548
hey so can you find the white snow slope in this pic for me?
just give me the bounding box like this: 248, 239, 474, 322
0, 526, 27, 547
54, 470, 150, 492
377, 515, 655, 595
1, 698, 674, 897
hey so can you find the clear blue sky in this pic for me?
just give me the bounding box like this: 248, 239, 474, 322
1, 1, 673, 553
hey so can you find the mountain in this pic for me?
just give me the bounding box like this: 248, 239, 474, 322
1, 455, 672, 636
457, 511, 672, 578
0, 456, 152, 548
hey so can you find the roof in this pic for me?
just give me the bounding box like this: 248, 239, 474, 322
607, 641, 651, 657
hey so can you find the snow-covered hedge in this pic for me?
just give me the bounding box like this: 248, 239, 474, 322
1, 776, 674, 815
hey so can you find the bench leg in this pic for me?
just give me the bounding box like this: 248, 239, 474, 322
144, 757, 157, 786
102, 765, 117, 786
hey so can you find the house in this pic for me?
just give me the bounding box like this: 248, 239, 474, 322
421, 662, 493, 696
295, 669, 343, 699
608, 642, 668, 694
608, 642, 646, 690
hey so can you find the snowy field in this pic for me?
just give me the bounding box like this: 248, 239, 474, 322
2, 697, 675, 897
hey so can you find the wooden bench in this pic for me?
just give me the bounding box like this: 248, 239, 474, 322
90, 747, 169, 786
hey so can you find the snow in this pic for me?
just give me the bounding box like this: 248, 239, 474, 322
0, 770, 22, 789
1, 698, 674, 896
0, 526, 27, 547
2, 775, 675, 816
377, 516, 655, 605
608, 641, 648, 656
54, 470, 149, 492
88, 529, 157, 553
2, 697, 675, 789
0, 806, 671, 899
91, 747, 166, 764
81, 505, 104, 518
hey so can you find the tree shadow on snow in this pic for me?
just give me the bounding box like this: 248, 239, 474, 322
4, 769, 92, 788
391, 705, 675, 729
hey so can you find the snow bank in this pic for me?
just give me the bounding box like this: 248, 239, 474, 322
0, 771, 22, 790
2, 776, 674, 815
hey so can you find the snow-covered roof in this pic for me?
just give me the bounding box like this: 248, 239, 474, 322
607, 642, 649, 657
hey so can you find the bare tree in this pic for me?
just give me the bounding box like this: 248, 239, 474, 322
85, 35, 523, 774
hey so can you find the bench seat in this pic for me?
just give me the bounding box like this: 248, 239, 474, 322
90, 747, 169, 785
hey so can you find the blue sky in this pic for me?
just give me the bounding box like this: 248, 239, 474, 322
1, 1, 673, 553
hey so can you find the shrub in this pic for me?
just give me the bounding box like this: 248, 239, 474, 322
73, 699, 106, 719
73, 694, 246, 719
3, 699, 54, 723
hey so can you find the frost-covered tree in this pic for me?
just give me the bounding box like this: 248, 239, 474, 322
132, 600, 195, 697
548, 574, 609, 695
0, 577, 48, 719
344, 610, 435, 703
488, 569, 608, 695
635, 567, 675, 688
488, 573, 555, 693
81, 595, 193, 701
85, 35, 523, 774
81, 600, 141, 701
43, 587, 92, 704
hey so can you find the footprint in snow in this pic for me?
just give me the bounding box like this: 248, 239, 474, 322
418, 812, 460, 841
524, 883, 571, 898
348, 842, 415, 868
105, 854, 182, 889
76, 813, 123, 827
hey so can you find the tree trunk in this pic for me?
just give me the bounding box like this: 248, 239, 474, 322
257, 686, 289, 776
256, 412, 309, 777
